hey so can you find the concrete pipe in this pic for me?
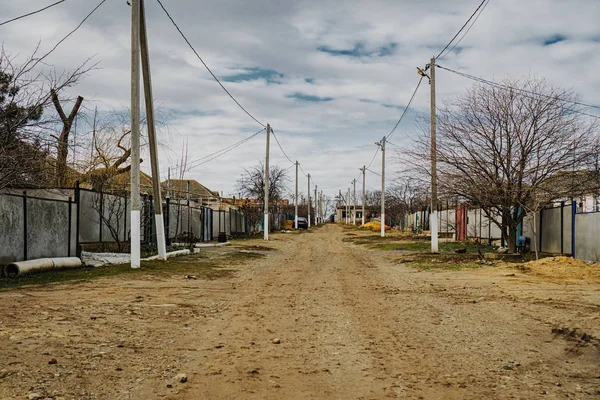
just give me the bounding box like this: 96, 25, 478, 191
5, 257, 83, 278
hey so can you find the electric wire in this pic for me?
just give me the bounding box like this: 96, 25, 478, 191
0, 0, 66, 27
438, 0, 490, 60
387, 76, 424, 140
436, 0, 489, 60
163, 128, 265, 175
155, 0, 265, 128
437, 65, 600, 118
35, 0, 106, 67
271, 130, 295, 165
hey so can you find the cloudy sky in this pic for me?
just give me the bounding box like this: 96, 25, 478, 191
2, 0, 600, 201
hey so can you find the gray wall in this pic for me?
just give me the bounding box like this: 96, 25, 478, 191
575, 212, 600, 262
0, 195, 25, 265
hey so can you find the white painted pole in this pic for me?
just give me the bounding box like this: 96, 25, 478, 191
381, 136, 386, 238
307, 174, 311, 228
295, 161, 298, 229
352, 179, 356, 225
430, 57, 439, 252
314, 185, 318, 225
130, 0, 141, 268
264, 124, 270, 240
140, 0, 166, 259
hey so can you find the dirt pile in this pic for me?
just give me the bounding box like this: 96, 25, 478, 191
360, 222, 391, 231
517, 256, 600, 282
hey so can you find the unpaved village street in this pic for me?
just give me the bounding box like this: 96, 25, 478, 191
1, 224, 600, 399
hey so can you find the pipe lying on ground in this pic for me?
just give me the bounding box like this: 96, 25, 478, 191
5, 257, 83, 278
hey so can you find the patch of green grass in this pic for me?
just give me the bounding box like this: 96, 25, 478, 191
221, 251, 266, 262
411, 262, 483, 271
0, 250, 260, 290
369, 241, 496, 253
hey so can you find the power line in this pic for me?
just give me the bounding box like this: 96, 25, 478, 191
164, 128, 265, 174
155, 0, 265, 128
271, 129, 295, 165
437, 65, 600, 118
0, 0, 66, 27
34, 0, 106, 67
366, 146, 380, 170
438, 0, 490, 61
436, 0, 489, 60
387, 76, 424, 140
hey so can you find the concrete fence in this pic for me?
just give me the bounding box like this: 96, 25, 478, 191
403, 201, 600, 262
0, 185, 249, 265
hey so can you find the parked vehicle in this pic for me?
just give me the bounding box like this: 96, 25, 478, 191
297, 217, 308, 229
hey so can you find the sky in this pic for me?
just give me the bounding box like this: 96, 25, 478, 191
2, 0, 600, 202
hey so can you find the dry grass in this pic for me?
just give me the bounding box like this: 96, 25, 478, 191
516, 256, 600, 282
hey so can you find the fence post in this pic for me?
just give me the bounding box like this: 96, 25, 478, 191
571, 200, 576, 258
165, 197, 171, 246
23, 190, 27, 261
539, 207, 544, 253
68, 196, 72, 257
75, 181, 81, 257
560, 201, 564, 254
99, 191, 104, 243
149, 194, 155, 245
123, 195, 128, 243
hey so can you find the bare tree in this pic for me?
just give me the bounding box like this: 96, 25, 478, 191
236, 161, 289, 210
0, 46, 92, 190
410, 77, 597, 252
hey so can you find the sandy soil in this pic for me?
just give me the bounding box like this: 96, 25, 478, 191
1, 224, 599, 399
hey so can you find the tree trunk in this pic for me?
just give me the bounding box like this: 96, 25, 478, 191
51, 90, 83, 187
507, 226, 517, 254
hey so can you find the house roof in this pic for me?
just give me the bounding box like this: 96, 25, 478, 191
161, 179, 219, 199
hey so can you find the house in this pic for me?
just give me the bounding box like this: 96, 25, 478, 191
161, 179, 221, 208
335, 205, 379, 224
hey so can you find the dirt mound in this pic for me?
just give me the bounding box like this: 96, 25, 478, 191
360, 222, 391, 231
517, 256, 600, 282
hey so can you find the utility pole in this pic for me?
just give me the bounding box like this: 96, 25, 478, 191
430, 57, 439, 252
320, 190, 323, 223
264, 124, 271, 240
295, 161, 298, 229
375, 137, 386, 237
346, 188, 350, 225
360, 166, 366, 225
139, 0, 166, 259
130, 0, 141, 268
352, 179, 356, 225
307, 174, 311, 228
314, 185, 318, 225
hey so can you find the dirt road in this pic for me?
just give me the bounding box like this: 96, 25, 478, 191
1, 224, 599, 399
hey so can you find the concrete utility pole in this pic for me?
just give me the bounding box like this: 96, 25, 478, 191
360, 166, 366, 225
314, 185, 318, 225
430, 57, 439, 252
295, 161, 299, 229
375, 137, 386, 237
307, 174, 311, 228
264, 124, 271, 240
352, 179, 357, 225
130, 0, 141, 268
319, 190, 323, 223
346, 188, 351, 225
140, 0, 166, 259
